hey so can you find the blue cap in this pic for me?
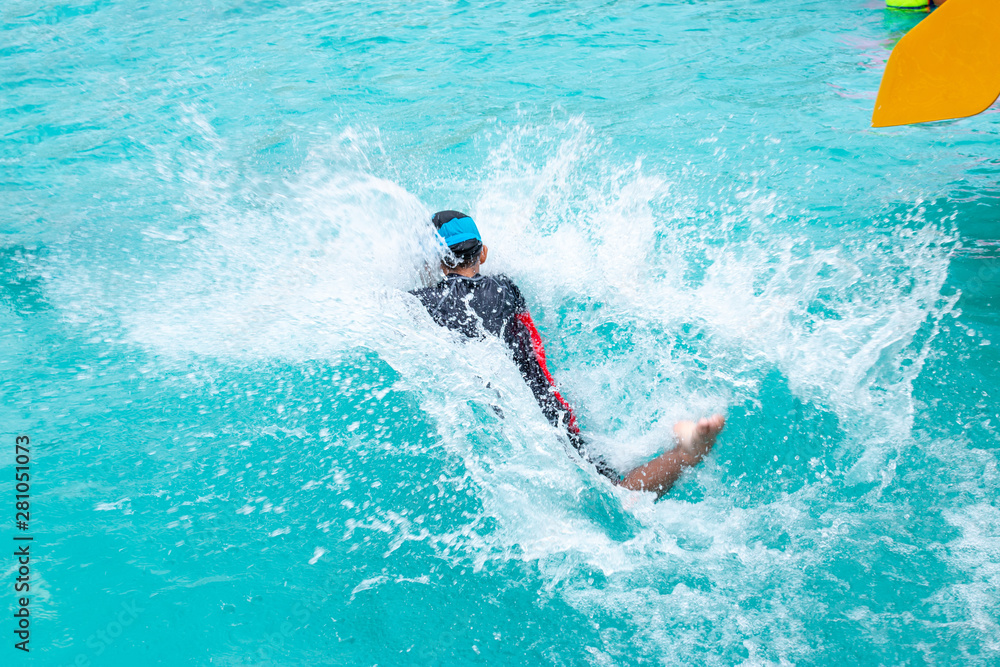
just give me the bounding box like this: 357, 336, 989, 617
436, 215, 481, 248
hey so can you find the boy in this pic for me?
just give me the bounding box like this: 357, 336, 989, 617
410, 210, 724, 499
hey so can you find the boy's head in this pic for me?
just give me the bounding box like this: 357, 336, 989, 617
432, 210, 487, 272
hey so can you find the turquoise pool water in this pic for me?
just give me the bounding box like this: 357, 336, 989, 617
3, 0, 999, 664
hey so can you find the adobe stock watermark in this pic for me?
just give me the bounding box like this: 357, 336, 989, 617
255, 564, 345, 661
256, 599, 462, 663
256, 602, 313, 662
963, 253, 999, 298
63, 599, 144, 667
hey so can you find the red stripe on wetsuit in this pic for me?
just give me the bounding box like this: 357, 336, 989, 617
515, 311, 580, 434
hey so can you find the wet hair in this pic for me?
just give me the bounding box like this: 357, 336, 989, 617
432, 210, 483, 269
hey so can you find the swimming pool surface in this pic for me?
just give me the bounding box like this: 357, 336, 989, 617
2, 0, 999, 664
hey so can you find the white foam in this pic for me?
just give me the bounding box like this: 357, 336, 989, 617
42, 115, 974, 659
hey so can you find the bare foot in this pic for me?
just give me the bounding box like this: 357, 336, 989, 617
618, 413, 726, 498
673, 414, 726, 462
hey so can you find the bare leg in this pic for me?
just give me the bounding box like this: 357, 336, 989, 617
618, 414, 725, 499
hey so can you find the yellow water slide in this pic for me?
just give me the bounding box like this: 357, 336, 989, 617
873, 0, 1000, 127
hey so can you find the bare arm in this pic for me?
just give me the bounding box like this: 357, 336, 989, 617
618, 416, 725, 499
619, 448, 703, 498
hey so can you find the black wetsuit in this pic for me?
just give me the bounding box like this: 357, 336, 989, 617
410, 273, 619, 481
